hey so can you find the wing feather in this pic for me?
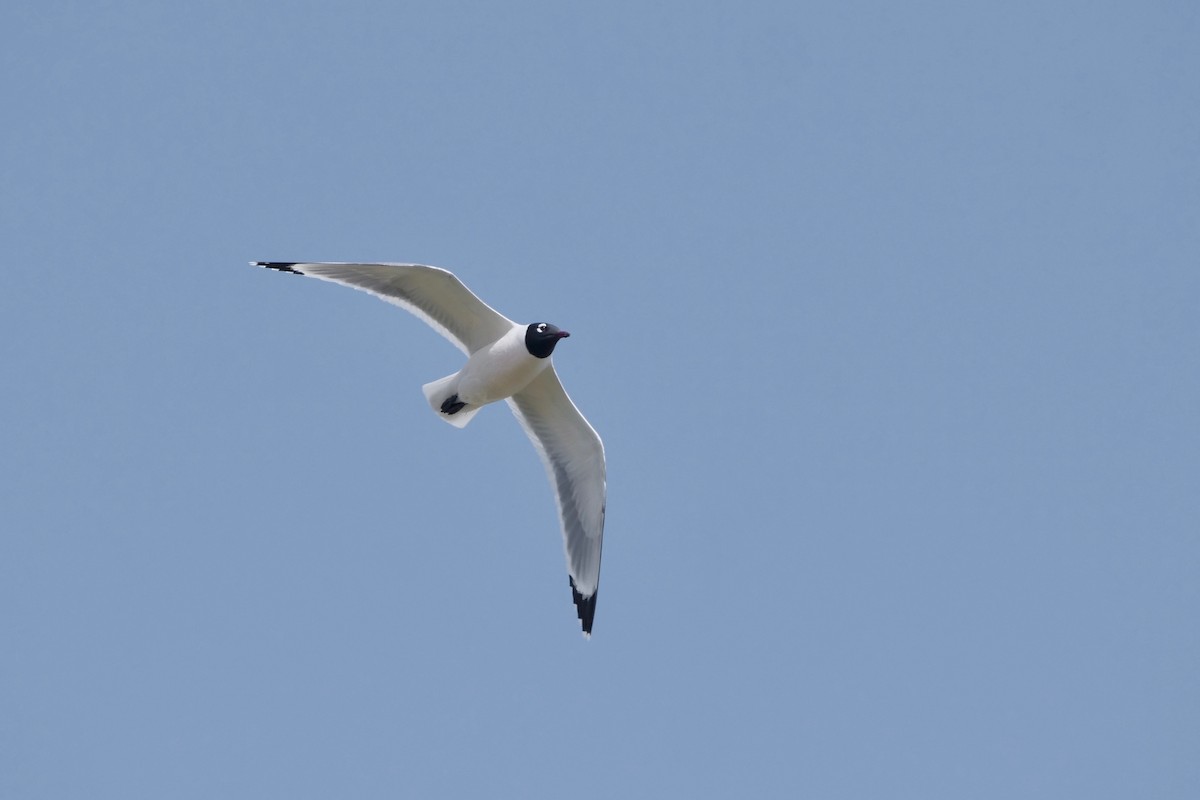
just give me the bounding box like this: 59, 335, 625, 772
253, 262, 513, 354
507, 367, 606, 636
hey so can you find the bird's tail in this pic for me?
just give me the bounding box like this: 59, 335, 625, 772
421, 372, 484, 429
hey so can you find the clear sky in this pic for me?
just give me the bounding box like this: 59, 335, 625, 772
2, 2, 1197, 798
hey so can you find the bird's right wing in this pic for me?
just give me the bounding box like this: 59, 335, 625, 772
253, 262, 514, 355
508, 366, 606, 636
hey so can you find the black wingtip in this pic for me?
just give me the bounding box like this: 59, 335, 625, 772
253, 261, 302, 274
569, 576, 597, 638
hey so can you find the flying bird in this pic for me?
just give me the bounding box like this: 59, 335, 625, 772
252, 262, 606, 637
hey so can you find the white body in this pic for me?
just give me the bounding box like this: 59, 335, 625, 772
461, 324, 553, 404
421, 324, 553, 428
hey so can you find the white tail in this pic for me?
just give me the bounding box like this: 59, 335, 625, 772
421, 372, 484, 428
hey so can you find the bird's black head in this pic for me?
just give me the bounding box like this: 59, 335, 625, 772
525, 322, 570, 359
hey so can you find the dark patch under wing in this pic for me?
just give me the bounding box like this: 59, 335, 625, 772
254, 261, 302, 274
570, 576, 597, 636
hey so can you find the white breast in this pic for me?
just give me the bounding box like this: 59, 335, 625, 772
456, 325, 550, 406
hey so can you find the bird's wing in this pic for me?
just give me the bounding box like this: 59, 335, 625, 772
253, 262, 514, 355
507, 367, 606, 637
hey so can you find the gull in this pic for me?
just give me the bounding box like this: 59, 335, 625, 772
252, 262, 606, 637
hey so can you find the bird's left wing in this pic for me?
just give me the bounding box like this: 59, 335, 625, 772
253, 262, 514, 355
507, 367, 606, 637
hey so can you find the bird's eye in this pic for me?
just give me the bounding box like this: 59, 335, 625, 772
537, 323, 547, 333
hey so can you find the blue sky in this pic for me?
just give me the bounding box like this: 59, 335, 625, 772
2, 2, 1197, 797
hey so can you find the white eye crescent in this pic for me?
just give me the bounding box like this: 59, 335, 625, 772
537, 323, 547, 333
